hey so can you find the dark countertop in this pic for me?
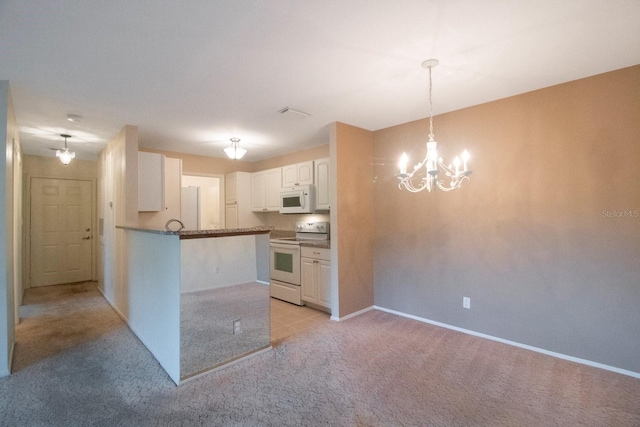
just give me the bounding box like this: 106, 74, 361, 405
270, 229, 331, 249
299, 240, 331, 249
117, 225, 273, 239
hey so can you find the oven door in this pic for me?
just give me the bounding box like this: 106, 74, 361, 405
269, 243, 301, 285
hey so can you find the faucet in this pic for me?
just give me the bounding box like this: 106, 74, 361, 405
164, 219, 185, 232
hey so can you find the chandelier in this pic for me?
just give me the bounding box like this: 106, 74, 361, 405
56, 134, 75, 165
223, 138, 247, 160
397, 59, 471, 192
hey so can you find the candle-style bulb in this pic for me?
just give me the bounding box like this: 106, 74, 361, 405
399, 152, 409, 175
462, 150, 470, 171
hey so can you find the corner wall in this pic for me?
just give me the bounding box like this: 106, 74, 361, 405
0, 81, 22, 377
97, 125, 138, 306
331, 122, 375, 318
372, 66, 640, 373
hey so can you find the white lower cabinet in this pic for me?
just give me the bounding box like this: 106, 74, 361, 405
301, 246, 331, 309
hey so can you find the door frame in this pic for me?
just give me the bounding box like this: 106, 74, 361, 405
24, 175, 97, 290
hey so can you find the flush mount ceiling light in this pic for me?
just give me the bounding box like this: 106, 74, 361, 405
396, 59, 472, 192
223, 138, 247, 160
56, 134, 75, 165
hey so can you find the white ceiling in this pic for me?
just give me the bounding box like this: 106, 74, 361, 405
1, 1, 639, 162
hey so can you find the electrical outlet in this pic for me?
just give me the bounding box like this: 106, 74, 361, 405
233, 319, 242, 335
463, 297, 471, 309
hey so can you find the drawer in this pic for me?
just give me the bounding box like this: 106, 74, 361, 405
301, 246, 330, 261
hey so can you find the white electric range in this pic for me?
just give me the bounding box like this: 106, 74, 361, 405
269, 221, 329, 305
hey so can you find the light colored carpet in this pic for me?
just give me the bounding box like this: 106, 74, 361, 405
2, 282, 639, 426
180, 283, 270, 378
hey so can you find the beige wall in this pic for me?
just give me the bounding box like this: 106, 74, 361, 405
252, 144, 329, 172
142, 144, 329, 175
140, 148, 253, 176
332, 122, 375, 318
23, 155, 97, 180
372, 65, 640, 373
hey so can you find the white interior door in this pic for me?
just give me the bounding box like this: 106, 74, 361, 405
30, 178, 93, 287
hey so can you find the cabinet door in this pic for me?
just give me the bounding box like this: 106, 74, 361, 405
225, 172, 237, 204
163, 157, 182, 217
225, 204, 238, 229
251, 171, 266, 211
282, 164, 298, 188
265, 168, 282, 211
138, 152, 165, 211
301, 257, 317, 304
317, 260, 332, 308
296, 161, 314, 186
315, 157, 330, 211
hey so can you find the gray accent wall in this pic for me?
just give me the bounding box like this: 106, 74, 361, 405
372, 66, 640, 373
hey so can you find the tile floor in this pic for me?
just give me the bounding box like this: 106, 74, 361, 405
270, 297, 330, 342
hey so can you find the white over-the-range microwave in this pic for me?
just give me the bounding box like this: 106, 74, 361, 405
280, 185, 316, 214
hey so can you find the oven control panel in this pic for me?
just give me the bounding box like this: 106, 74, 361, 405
296, 221, 329, 234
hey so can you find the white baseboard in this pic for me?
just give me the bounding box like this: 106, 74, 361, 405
181, 280, 269, 295
331, 305, 374, 322
374, 305, 640, 380
179, 346, 273, 385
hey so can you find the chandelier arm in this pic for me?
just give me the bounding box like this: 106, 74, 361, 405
399, 178, 433, 193
434, 175, 470, 192
437, 158, 456, 176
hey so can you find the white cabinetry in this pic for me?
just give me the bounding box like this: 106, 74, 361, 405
137, 157, 182, 229
138, 152, 165, 211
225, 204, 238, 229
314, 157, 330, 211
225, 172, 263, 228
282, 161, 314, 187
301, 246, 331, 309
225, 172, 237, 204
251, 168, 281, 212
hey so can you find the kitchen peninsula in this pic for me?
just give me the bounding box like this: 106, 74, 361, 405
115, 225, 272, 384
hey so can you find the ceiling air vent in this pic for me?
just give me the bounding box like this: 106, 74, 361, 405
277, 107, 311, 118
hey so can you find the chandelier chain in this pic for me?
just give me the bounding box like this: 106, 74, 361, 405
428, 65, 434, 138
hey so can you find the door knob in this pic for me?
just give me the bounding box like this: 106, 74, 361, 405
82, 236, 91, 240
85, 228, 91, 232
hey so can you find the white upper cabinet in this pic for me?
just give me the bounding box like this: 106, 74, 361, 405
138, 152, 165, 212
282, 161, 314, 187
314, 157, 330, 211
265, 168, 282, 210
252, 168, 281, 212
